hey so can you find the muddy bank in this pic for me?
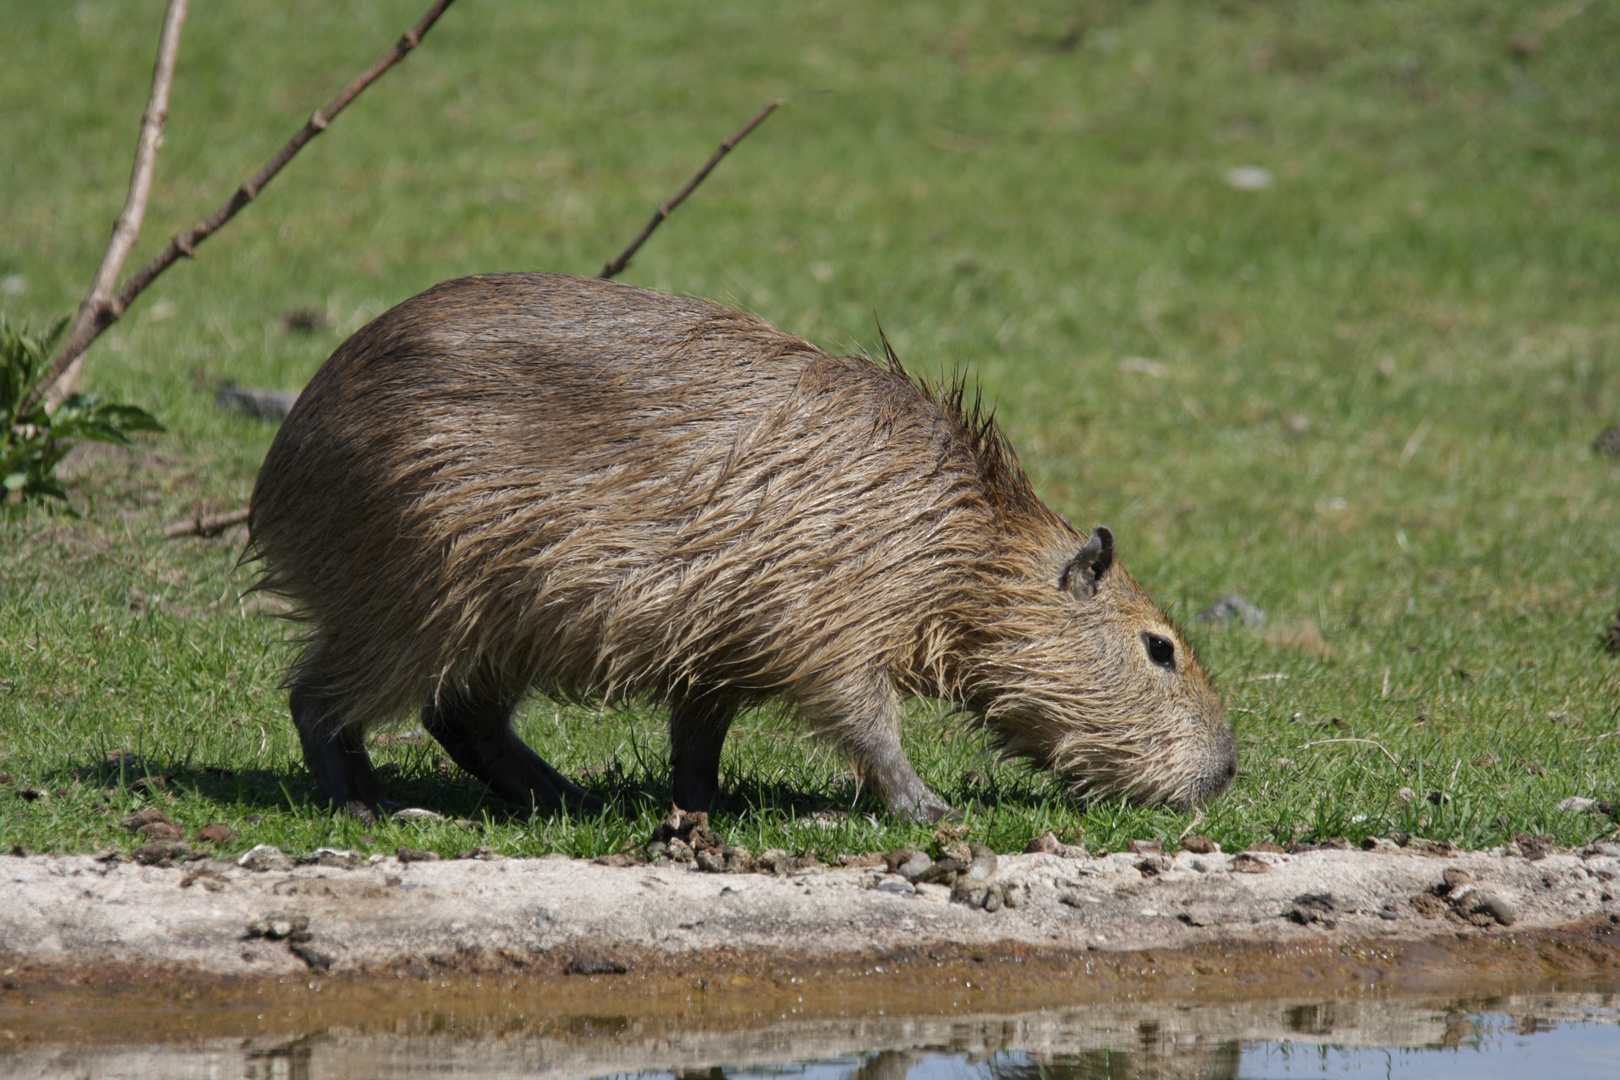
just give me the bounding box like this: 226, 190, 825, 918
2, 843, 1617, 988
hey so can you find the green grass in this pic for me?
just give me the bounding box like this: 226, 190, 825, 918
2, 0, 1617, 863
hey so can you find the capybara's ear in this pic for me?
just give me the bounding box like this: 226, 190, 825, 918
1061, 525, 1115, 600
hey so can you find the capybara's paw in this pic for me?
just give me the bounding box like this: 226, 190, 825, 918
892, 789, 955, 824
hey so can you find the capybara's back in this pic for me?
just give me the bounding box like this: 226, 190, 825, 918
250, 273, 1234, 821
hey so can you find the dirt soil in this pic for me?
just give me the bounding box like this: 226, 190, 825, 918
3, 842, 1617, 990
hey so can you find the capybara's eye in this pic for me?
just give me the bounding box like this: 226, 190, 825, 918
1143, 632, 1176, 671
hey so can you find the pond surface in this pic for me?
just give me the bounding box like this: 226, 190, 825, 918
7, 986, 1616, 1080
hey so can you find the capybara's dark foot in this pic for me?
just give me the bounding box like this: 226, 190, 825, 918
291, 689, 391, 819
344, 794, 405, 825
881, 782, 956, 823
545, 780, 606, 817
422, 688, 606, 817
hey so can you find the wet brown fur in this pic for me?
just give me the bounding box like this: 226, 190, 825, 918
248, 273, 1234, 820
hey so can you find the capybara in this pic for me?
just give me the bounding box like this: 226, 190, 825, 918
248, 273, 1235, 822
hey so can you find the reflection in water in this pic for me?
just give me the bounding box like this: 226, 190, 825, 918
246, 1043, 314, 1080
986, 1043, 1242, 1079
575, 1003, 1618, 1080
597, 1011, 1616, 1080
9, 991, 1617, 1080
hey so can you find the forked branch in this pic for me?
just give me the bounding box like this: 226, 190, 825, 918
600, 99, 781, 280
29, 0, 460, 413
39, 0, 189, 413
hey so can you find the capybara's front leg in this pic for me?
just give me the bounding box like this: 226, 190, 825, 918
830, 682, 955, 823
421, 686, 604, 816
859, 736, 955, 823
290, 687, 396, 823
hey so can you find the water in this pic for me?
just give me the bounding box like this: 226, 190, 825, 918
6, 989, 1616, 1079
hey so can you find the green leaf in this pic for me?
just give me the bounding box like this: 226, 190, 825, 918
49, 416, 134, 448
93, 403, 165, 433
0, 315, 163, 507
30, 476, 69, 503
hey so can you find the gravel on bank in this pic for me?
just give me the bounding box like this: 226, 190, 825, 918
3, 841, 1618, 981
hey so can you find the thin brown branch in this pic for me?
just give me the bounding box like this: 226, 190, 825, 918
39, 0, 189, 412
163, 506, 251, 539
600, 99, 782, 280
28, 0, 459, 414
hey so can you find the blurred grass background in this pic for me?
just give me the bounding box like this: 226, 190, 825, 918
1, 0, 1617, 860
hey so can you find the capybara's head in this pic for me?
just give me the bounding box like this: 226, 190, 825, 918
966, 525, 1236, 810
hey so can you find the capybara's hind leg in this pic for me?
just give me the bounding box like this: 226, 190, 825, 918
422, 687, 604, 815
668, 692, 738, 812
290, 688, 396, 823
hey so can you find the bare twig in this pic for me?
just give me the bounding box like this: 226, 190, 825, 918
1177, 807, 1207, 841
600, 99, 781, 280
163, 507, 251, 539
39, 0, 190, 412
1298, 738, 1403, 769
29, 0, 459, 414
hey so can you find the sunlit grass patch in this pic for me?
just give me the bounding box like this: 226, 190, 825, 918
2, 0, 1617, 861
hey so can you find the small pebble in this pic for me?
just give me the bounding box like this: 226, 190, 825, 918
120, 809, 173, 832
246, 914, 309, 940
1470, 891, 1516, 927
311, 847, 358, 867
1025, 832, 1087, 858
914, 857, 965, 887
874, 875, 915, 897
193, 823, 234, 846
131, 839, 192, 865
237, 844, 292, 871
963, 843, 997, 882
1225, 166, 1274, 191
395, 845, 439, 863
1196, 594, 1265, 626
895, 850, 933, 882
564, 955, 627, 975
